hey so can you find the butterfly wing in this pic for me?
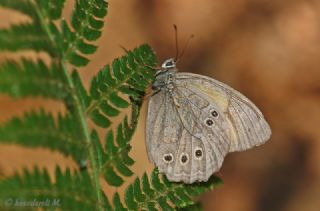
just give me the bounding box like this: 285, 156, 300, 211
146, 81, 231, 183
146, 90, 183, 165
175, 72, 272, 152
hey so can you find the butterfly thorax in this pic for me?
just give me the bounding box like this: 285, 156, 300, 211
152, 58, 177, 92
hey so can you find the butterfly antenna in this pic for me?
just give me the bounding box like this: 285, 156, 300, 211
179, 34, 194, 61
173, 24, 179, 61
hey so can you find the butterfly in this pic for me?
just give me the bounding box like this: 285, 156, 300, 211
146, 58, 271, 183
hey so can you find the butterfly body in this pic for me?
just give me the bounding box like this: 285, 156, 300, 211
146, 58, 271, 183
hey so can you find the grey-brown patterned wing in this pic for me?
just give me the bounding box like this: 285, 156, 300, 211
175, 72, 272, 152
146, 90, 168, 165
146, 83, 231, 183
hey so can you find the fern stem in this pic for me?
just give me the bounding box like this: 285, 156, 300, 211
32, 2, 104, 210
61, 61, 104, 210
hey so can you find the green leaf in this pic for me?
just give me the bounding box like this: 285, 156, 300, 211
104, 167, 124, 187
168, 192, 185, 208
109, 93, 129, 108
100, 102, 120, 117
115, 168, 222, 210
92, 129, 126, 187
178, 202, 204, 211
0, 23, 55, 55
0, 59, 68, 100
102, 193, 113, 211
89, 16, 104, 29
91, 130, 104, 168
147, 202, 157, 211
0, 167, 100, 210
88, 44, 157, 127
98, 103, 142, 187
0, 0, 38, 20
48, 0, 67, 20
62, 0, 109, 66
90, 109, 111, 128
151, 168, 164, 191
142, 173, 154, 196
0, 110, 87, 163
83, 27, 102, 41
113, 193, 127, 211
125, 185, 138, 210
114, 160, 133, 177
105, 131, 117, 155
69, 52, 90, 67
116, 124, 125, 147
158, 197, 174, 211
34, 0, 67, 20
77, 39, 98, 54
133, 178, 146, 202
72, 70, 91, 108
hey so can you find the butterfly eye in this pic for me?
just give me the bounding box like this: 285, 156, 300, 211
205, 118, 214, 126
194, 147, 203, 160
163, 153, 174, 163
166, 61, 174, 67
180, 153, 189, 165
161, 59, 176, 68
211, 110, 219, 118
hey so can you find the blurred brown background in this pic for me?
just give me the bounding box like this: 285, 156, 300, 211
1, 0, 320, 210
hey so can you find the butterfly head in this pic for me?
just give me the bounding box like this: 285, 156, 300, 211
152, 58, 177, 91
161, 58, 176, 69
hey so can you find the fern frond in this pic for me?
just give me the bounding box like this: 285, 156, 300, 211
177, 202, 203, 211
0, 0, 64, 55
34, 0, 67, 20
71, 70, 91, 109
0, 0, 38, 19
0, 0, 106, 64
88, 44, 156, 128
0, 59, 68, 99
0, 167, 106, 210
111, 168, 222, 210
60, 0, 108, 67
0, 22, 55, 55
0, 110, 88, 163
92, 102, 142, 187
71, 0, 107, 40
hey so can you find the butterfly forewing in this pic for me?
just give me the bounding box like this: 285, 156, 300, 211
175, 72, 272, 152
